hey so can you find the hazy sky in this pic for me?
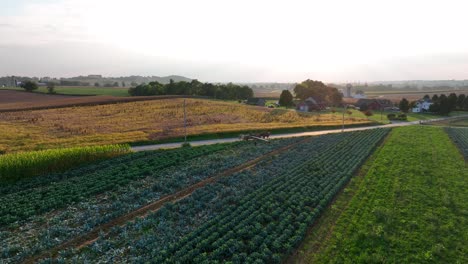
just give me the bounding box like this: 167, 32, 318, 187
0, 0, 467, 82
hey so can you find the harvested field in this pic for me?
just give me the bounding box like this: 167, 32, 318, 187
0, 90, 184, 112
0, 98, 370, 152
365, 90, 468, 102
0, 90, 73, 104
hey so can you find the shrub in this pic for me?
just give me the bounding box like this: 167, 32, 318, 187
387, 113, 396, 120
398, 114, 407, 120
364, 110, 373, 118
47, 82, 56, 94
20, 81, 38, 92
181, 142, 192, 148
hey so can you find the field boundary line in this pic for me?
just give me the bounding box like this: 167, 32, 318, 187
24, 137, 311, 263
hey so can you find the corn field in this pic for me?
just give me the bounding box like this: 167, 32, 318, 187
0, 144, 130, 183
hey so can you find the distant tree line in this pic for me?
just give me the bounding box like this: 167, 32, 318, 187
128, 79, 254, 100
399, 93, 468, 115
428, 93, 467, 115
59, 80, 90, 86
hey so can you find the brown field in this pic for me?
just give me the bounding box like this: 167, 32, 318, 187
365, 90, 468, 103
0, 90, 74, 104
0, 90, 184, 112
0, 98, 370, 153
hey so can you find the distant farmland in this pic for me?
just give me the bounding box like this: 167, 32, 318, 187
0, 98, 370, 153
363, 89, 468, 102
0, 90, 183, 112
2, 86, 129, 96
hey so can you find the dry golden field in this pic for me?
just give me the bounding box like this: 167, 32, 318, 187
0, 98, 370, 153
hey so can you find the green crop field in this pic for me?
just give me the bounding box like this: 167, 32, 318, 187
0, 144, 130, 184
297, 126, 467, 263
1, 125, 466, 263
0, 129, 389, 263
50, 86, 130, 96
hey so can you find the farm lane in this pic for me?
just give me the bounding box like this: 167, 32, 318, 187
132, 115, 468, 151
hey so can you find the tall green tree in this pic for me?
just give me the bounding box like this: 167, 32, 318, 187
456, 94, 466, 110
293, 79, 342, 106
464, 96, 468, 110
429, 102, 440, 113
399, 98, 410, 113
328, 88, 343, 106
439, 94, 451, 115
293, 80, 328, 100
21, 81, 38, 92
279, 90, 293, 107
448, 93, 458, 111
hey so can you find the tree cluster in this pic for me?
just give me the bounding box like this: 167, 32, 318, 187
428, 93, 468, 115
128, 79, 254, 100
293, 80, 343, 106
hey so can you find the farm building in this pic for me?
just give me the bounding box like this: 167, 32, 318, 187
356, 98, 393, 110
246, 98, 266, 106
296, 96, 326, 112
412, 99, 433, 113
352, 93, 367, 99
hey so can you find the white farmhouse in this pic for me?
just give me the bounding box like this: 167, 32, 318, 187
352, 93, 367, 99
412, 99, 433, 113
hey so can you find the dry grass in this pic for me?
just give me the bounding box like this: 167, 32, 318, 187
0, 98, 370, 153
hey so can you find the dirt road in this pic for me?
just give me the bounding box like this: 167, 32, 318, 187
132, 115, 468, 152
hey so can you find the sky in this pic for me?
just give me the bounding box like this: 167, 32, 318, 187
0, 0, 467, 82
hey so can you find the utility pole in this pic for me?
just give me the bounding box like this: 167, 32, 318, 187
342, 104, 347, 133
183, 99, 187, 142
381, 106, 383, 121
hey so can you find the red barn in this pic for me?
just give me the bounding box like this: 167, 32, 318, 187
356, 99, 393, 110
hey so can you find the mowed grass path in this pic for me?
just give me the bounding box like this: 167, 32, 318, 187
296, 126, 467, 263
0, 99, 370, 153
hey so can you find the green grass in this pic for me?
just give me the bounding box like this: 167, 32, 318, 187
2, 86, 130, 96
301, 126, 467, 263
325, 108, 391, 124
344, 108, 460, 123
405, 112, 442, 121
52, 87, 129, 96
